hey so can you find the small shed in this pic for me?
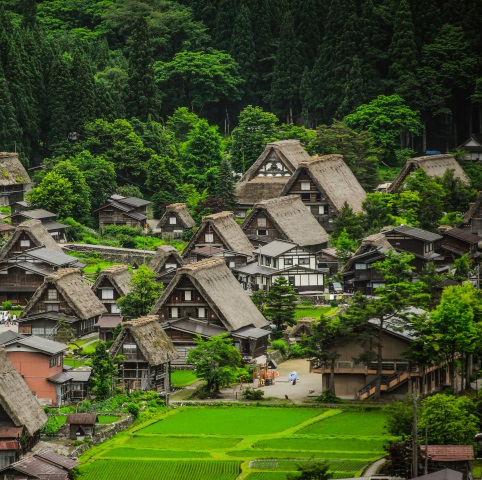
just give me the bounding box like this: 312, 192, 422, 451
65, 414, 98, 440
420, 445, 475, 480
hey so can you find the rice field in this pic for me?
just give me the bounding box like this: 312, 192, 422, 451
77, 407, 392, 480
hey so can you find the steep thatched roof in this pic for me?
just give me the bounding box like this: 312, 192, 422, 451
22, 268, 107, 319
157, 203, 195, 229
462, 191, 482, 224
110, 316, 179, 365
236, 140, 310, 205
281, 155, 367, 213
0, 347, 47, 435
0, 219, 62, 261
148, 245, 184, 273
0, 152, 31, 187
243, 195, 329, 246
151, 258, 269, 331
388, 154, 470, 193
182, 211, 254, 259
353, 232, 392, 256
91, 265, 132, 297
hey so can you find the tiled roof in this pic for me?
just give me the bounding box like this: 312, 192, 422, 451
66, 414, 98, 425
387, 225, 442, 242
420, 445, 475, 461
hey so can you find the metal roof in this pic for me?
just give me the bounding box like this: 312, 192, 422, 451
22, 247, 81, 266
257, 240, 298, 257
95, 316, 123, 329
386, 225, 442, 242
47, 372, 73, 384
18, 335, 68, 355
68, 369, 91, 382
233, 263, 276, 275
232, 326, 270, 339
118, 196, 152, 207
164, 318, 226, 337
41, 220, 68, 231
3, 261, 53, 276
66, 414, 98, 425
0, 330, 23, 345
16, 209, 56, 220
442, 227, 480, 244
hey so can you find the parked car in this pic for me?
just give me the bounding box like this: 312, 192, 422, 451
328, 282, 343, 294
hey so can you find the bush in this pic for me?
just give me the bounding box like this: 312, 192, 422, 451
316, 389, 342, 403
118, 234, 137, 249
330, 301, 338, 307
2, 301, 12, 310
41, 416, 63, 436
271, 339, 288, 354
242, 388, 265, 400
289, 343, 305, 358
103, 225, 141, 238
126, 402, 140, 418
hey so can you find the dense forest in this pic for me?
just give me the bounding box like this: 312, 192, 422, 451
1, 0, 482, 228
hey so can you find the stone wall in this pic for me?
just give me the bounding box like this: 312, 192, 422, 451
62, 244, 154, 265
70, 415, 134, 458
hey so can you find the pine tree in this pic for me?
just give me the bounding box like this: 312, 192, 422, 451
0, 62, 22, 153
265, 277, 297, 338
214, 158, 237, 211
268, 13, 302, 122
70, 50, 96, 134
212, 0, 238, 52
125, 17, 159, 121
292, 0, 320, 68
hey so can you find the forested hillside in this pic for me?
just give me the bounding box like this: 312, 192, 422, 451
1, 0, 481, 228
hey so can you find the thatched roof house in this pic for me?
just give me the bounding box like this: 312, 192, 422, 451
0, 347, 47, 436
353, 232, 392, 257
148, 245, 184, 273
388, 154, 470, 193
111, 316, 179, 366
19, 268, 107, 337
110, 316, 179, 391
242, 195, 329, 249
460, 191, 482, 236
92, 265, 131, 298
0, 219, 62, 262
236, 140, 311, 210
151, 258, 269, 331
156, 203, 195, 238
182, 211, 254, 261
0, 152, 31, 206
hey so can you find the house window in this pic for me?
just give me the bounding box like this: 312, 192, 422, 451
123, 344, 137, 355
57, 355, 62, 367
169, 307, 179, 318
165, 263, 177, 269
102, 288, 114, 300
300, 181, 310, 191
205, 233, 214, 243
32, 327, 44, 335
284, 258, 293, 266
183, 290, 193, 301
257, 229, 267, 236
319, 205, 327, 215
49, 356, 56, 368
0, 269, 7, 274
288, 276, 295, 286
20, 239, 30, 247
47, 303, 59, 312
169, 216, 177, 225
197, 307, 207, 318
229, 261, 235, 268
237, 211, 246, 218
265, 257, 271, 266
257, 218, 267, 228
111, 304, 120, 314
47, 289, 58, 301
355, 263, 368, 270
299, 258, 309, 265
425, 243, 433, 253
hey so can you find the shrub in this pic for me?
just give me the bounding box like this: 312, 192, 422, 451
316, 389, 342, 403
271, 339, 288, 354
2, 301, 12, 310
103, 225, 141, 238
242, 388, 265, 400
330, 301, 338, 307
289, 343, 304, 358
126, 403, 140, 418
41, 416, 63, 436
118, 234, 137, 249
299, 300, 313, 307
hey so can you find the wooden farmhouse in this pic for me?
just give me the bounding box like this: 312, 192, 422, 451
66, 414, 98, 440
150, 258, 270, 364
92, 265, 131, 316
148, 245, 184, 285
388, 154, 470, 193
460, 191, 482, 236
241, 195, 329, 251
235, 140, 311, 217
182, 211, 254, 265
18, 268, 107, 338
0, 152, 31, 206
313, 312, 449, 400
110, 316, 179, 392
0, 246, 85, 306
458, 134, 482, 162
435, 227, 480, 265
0, 347, 47, 468
96, 194, 152, 229
317, 248, 340, 275
383, 225, 444, 270
235, 240, 325, 293
0, 331, 69, 406
189, 245, 251, 271
8, 205, 68, 243
0, 220, 63, 262
0, 448, 79, 480
280, 155, 367, 232
155, 203, 195, 239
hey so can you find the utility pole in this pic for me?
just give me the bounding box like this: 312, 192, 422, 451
412, 377, 418, 478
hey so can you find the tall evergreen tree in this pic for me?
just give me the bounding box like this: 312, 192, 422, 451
214, 158, 237, 211
212, 0, 237, 52
125, 17, 159, 121
268, 13, 302, 123
0, 61, 22, 153
70, 50, 96, 135
292, 0, 320, 68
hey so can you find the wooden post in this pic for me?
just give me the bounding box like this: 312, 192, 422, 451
412, 377, 418, 478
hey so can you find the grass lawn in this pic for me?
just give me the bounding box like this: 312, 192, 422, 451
294, 306, 338, 321
82, 341, 101, 355
63, 357, 91, 367
77, 406, 392, 480
83, 261, 117, 275
170, 370, 198, 387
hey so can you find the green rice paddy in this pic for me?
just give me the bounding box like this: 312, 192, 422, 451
77, 407, 392, 480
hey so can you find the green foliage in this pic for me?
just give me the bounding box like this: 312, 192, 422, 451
420, 394, 478, 445
41, 416, 63, 437
187, 334, 242, 395
315, 390, 342, 404
242, 388, 265, 400
286, 460, 330, 480
383, 399, 413, 439
126, 403, 140, 418
265, 277, 297, 337
271, 339, 288, 355
2, 301, 12, 310
117, 265, 163, 320
90, 342, 118, 401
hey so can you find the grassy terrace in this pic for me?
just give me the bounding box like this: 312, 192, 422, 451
77, 406, 392, 480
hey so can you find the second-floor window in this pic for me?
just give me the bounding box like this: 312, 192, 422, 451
169, 306, 179, 318
20, 239, 30, 247
183, 290, 193, 301
355, 263, 368, 270
205, 233, 214, 243
299, 258, 309, 265
169, 216, 177, 224
197, 307, 207, 318
284, 258, 293, 266
300, 181, 310, 191
47, 303, 59, 312
47, 289, 58, 301
165, 263, 177, 269
102, 288, 114, 300
123, 344, 137, 355
257, 217, 267, 228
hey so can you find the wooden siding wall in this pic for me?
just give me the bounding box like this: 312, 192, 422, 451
98, 210, 140, 228
243, 212, 282, 240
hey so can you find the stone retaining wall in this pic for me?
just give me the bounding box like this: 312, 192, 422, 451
70, 415, 134, 458
62, 244, 154, 265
